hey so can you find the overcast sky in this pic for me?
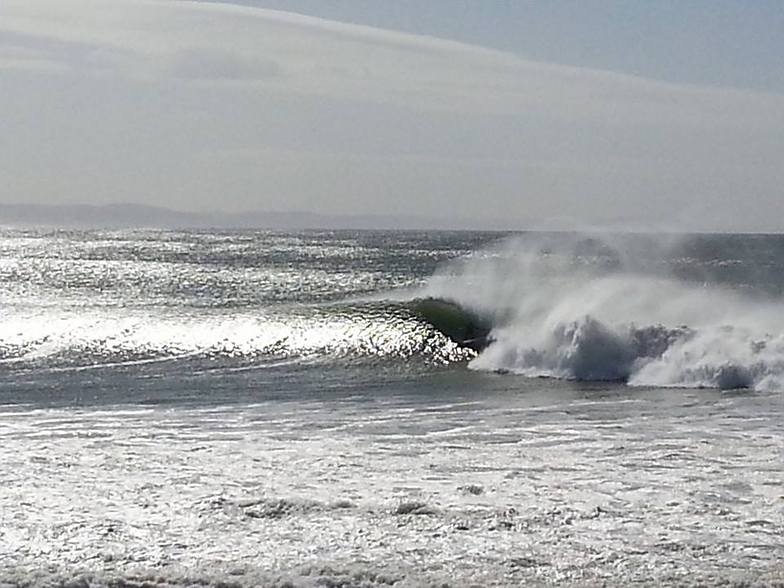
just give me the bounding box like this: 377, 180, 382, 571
2, 0, 783, 231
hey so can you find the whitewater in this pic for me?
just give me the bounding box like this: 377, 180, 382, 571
425, 232, 784, 391
0, 228, 782, 587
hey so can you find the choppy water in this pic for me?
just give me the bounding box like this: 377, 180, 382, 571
1, 229, 782, 586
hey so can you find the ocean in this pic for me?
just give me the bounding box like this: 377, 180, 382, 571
0, 228, 782, 587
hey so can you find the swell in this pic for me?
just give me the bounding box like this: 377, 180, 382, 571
0, 299, 483, 370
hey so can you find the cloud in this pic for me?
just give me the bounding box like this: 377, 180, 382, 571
167, 48, 282, 81
1, 0, 783, 231
5, 0, 778, 121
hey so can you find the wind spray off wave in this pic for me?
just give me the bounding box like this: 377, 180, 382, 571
423, 233, 784, 391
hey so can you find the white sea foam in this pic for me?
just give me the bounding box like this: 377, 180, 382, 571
2, 386, 782, 586
424, 233, 784, 391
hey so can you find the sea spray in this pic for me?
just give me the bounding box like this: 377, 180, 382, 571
423, 233, 784, 391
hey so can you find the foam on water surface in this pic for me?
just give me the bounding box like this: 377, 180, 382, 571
1, 383, 782, 587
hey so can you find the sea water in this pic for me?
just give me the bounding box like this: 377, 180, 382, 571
0, 229, 782, 586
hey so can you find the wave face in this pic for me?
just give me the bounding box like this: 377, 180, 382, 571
0, 303, 477, 369
424, 233, 784, 391
0, 229, 495, 372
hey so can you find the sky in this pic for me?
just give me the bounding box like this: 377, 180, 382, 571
2, 0, 783, 231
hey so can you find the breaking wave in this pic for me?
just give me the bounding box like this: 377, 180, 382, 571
3, 230, 784, 391
424, 233, 784, 391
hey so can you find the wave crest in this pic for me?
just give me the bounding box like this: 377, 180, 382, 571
0, 303, 475, 370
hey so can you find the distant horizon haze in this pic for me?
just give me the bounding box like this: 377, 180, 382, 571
2, 201, 782, 235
